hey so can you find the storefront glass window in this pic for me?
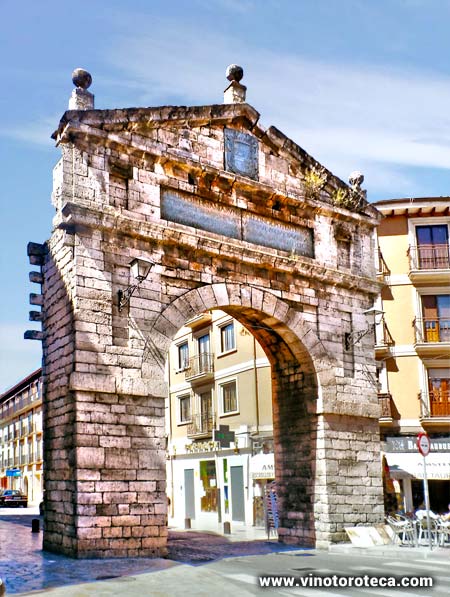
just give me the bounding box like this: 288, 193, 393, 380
200, 460, 218, 512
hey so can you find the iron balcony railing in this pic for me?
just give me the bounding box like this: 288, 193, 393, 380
375, 320, 395, 347
378, 393, 393, 418
414, 317, 450, 344
408, 244, 450, 271
187, 413, 216, 438
376, 249, 391, 281
419, 389, 450, 418
184, 353, 214, 381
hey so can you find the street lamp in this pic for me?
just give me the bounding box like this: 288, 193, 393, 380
344, 307, 385, 351
117, 258, 154, 312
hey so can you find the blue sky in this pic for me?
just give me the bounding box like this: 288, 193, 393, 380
1, 0, 450, 392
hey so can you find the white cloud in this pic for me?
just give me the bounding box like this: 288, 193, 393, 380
101, 15, 450, 196
0, 115, 58, 148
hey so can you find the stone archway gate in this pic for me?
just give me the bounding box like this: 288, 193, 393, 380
26, 73, 383, 558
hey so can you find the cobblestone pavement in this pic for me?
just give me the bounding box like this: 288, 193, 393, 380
0, 514, 296, 594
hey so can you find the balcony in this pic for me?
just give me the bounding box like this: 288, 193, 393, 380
413, 317, 450, 356
408, 244, 450, 284
376, 249, 391, 284
184, 312, 212, 330
374, 320, 395, 359
187, 413, 216, 438
184, 353, 214, 384
378, 393, 398, 427
419, 390, 450, 430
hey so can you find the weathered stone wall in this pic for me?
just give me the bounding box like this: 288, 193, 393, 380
38, 97, 384, 557
40, 228, 77, 554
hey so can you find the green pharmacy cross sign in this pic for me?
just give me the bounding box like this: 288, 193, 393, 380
213, 425, 235, 448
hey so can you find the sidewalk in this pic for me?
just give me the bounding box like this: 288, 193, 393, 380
329, 541, 450, 561
1, 513, 448, 595
0, 515, 292, 595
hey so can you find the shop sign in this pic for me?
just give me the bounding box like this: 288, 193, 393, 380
385, 452, 450, 480
185, 441, 220, 454
385, 436, 450, 453
213, 425, 235, 448
6, 468, 21, 477
250, 453, 275, 479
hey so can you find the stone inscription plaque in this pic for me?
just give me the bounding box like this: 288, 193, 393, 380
161, 190, 240, 239
161, 189, 314, 258
244, 216, 314, 257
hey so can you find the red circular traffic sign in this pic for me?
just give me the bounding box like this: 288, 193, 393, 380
417, 433, 431, 457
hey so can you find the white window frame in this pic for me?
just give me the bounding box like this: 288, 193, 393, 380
177, 393, 192, 425
219, 378, 239, 416
407, 217, 450, 249
176, 341, 190, 372
217, 320, 236, 356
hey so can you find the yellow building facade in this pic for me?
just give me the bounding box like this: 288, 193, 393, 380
0, 368, 44, 504
375, 197, 450, 514
166, 310, 274, 531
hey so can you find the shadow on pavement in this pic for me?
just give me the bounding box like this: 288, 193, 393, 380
0, 515, 308, 594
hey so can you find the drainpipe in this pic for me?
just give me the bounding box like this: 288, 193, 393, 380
166, 351, 174, 518
253, 336, 260, 434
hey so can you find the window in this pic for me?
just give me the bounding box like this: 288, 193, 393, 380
415, 224, 449, 269
178, 394, 191, 424
200, 460, 218, 512
221, 380, 238, 414
426, 368, 450, 417
421, 295, 450, 342
197, 334, 211, 372
177, 342, 189, 371
220, 322, 236, 353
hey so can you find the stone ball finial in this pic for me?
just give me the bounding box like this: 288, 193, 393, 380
226, 64, 244, 83
72, 68, 92, 90
348, 171, 364, 189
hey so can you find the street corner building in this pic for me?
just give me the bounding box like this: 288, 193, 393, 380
24, 66, 385, 558
0, 369, 43, 504
374, 197, 450, 515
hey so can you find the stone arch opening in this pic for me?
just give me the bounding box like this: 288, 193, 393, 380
36, 88, 385, 559
155, 283, 336, 547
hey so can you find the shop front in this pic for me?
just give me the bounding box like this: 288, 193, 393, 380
249, 452, 275, 526
383, 435, 450, 515
168, 441, 253, 532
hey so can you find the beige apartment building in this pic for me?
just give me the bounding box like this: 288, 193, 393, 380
0, 368, 44, 503
374, 197, 450, 514
166, 310, 274, 531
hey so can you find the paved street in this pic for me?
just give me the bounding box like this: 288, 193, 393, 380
0, 510, 449, 596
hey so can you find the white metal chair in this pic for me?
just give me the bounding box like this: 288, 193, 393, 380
417, 517, 439, 546
437, 519, 450, 546
386, 515, 416, 546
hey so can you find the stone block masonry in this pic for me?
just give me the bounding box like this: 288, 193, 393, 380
34, 67, 384, 557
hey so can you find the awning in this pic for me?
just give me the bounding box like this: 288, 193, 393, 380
250, 453, 275, 479
385, 452, 450, 480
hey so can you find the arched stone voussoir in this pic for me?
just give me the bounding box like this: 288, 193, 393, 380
224, 282, 243, 307
261, 289, 279, 316
158, 303, 189, 334
152, 314, 180, 341
283, 308, 335, 365
184, 287, 208, 316
196, 285, 219, 311
212, 283, 229, 307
